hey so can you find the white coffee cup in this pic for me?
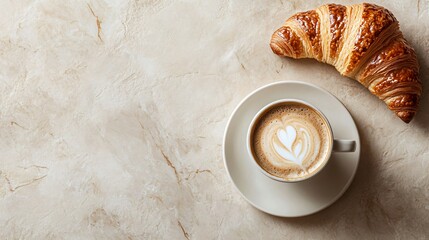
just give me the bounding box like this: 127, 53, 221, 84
247, 99, 355, 183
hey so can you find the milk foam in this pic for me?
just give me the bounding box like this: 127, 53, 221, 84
252, 103, 331, 181
272, 123, 317, 172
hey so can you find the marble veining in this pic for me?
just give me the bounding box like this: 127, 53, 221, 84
0, 0, 428, 239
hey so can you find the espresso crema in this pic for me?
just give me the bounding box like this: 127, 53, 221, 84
251, 102, 332, 181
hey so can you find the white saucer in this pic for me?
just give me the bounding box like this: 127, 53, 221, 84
223, 81, 360, 217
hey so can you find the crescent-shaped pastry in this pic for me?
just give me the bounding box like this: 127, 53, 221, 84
270, 3, 422, 123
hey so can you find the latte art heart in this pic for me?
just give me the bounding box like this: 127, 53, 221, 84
273, 125, 310, 169
269, 121, 320, 171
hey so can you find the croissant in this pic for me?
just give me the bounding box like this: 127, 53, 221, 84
270, 3, 422, 123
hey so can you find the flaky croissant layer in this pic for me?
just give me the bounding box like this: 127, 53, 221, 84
270, 3, 421, 123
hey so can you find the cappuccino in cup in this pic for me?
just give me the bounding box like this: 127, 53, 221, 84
247, 99, 356, 182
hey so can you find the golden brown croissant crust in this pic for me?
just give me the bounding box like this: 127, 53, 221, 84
270, 3, 422, 123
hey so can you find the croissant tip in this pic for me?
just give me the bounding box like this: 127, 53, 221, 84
270, 42, 282, 55
395, 111, 415, 123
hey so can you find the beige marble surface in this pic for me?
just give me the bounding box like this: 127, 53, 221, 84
1, 0, 429, 239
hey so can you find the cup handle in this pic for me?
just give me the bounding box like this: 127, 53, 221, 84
333, 139, 356, 152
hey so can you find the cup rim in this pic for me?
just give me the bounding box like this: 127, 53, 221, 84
246, 98, 334, 183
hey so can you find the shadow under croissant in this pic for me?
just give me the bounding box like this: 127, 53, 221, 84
410, 48, 429, 130
253, 120, 428, 237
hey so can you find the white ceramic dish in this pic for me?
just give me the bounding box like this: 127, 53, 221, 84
223, 81, 361, 217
